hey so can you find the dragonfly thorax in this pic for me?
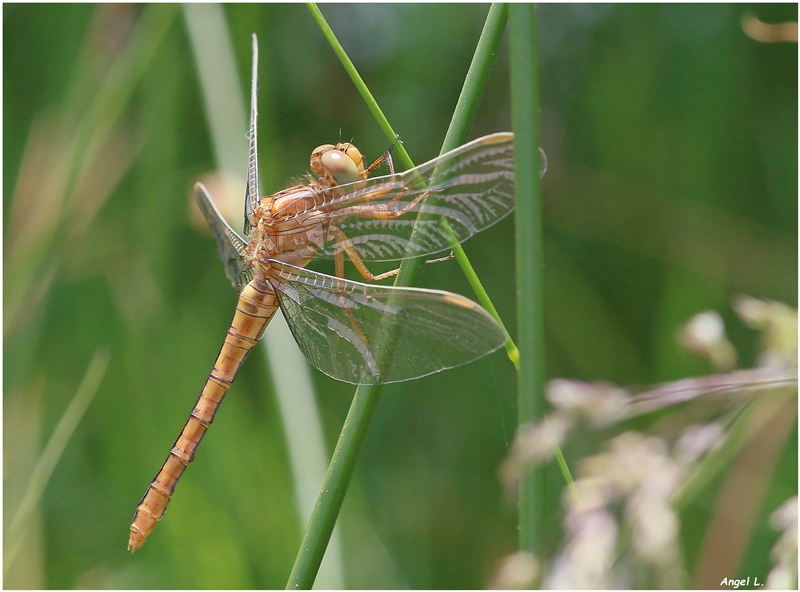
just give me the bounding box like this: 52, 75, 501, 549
246, 187, 329, 269
263, 185, 320, 219
245, 224, 321, 270
243, 142, 371, 272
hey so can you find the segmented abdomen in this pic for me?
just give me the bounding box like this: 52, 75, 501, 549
128, 274, 277, 552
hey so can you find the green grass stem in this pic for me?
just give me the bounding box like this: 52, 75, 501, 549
287, 4, 512, 588
439, 3, 509, 153
438, 3, 520, 364
509, 4, 547, 556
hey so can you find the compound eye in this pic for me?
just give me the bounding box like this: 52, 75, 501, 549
311, 144, 335, 156
310, 144, 336, 177
321, 149, 359, 186
344, 145, 364, 170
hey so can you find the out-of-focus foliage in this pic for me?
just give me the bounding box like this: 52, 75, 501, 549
499, 298, 797, 588
3, 4, 796, 589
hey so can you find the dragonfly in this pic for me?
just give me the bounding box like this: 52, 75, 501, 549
129, 34, 538, 552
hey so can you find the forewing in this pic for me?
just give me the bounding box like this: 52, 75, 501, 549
195, 182, 252, 290
267, 261, 508, 384
278, 133, 519, 262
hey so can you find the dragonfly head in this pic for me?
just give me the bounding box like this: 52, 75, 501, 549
310, 142, 367, 187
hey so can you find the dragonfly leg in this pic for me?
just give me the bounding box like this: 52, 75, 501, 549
341, 302, 371, 351
426, 251, 455, 264
365, 134, 402, 176
317, 174, 417, 212
334, 243, 346, 279
335, 228, 452, 282
335, 228, 399, 281
329, 245, 373, 349
343, 187, 439, 221
365, 153, 388, 175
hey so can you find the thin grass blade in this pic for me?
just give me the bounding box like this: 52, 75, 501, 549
4, 350, 110, 575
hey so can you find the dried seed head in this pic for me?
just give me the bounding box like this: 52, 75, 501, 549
500, 414, 575, 494
547, 379, 630, 425
733, 295, 798, 369
675, 422, 726, 467
679, 311, 737, 370
766, 496, 798, 589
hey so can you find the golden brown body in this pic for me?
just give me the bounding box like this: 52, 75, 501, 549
128, 274, 278, 551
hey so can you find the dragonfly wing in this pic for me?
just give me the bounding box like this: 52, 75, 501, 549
195, 182, 252, 291
267, 261, 508, 384
244, 34, 259, 236
286, 133, 526, 262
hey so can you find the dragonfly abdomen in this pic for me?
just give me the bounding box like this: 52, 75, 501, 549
128, 274, 278, 552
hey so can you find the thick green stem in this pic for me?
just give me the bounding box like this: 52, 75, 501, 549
286, 383, 381, 589
509, 4, 546, 556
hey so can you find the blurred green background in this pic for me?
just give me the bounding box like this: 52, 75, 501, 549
3, 3, 796, 589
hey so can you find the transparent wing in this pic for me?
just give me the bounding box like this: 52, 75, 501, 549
274, 133, 530, 262
244, 33, 259, 236
266, 261, 508, 384
194, 182, 253, 291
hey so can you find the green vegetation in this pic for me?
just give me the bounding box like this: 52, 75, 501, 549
4, 4, 796, 589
